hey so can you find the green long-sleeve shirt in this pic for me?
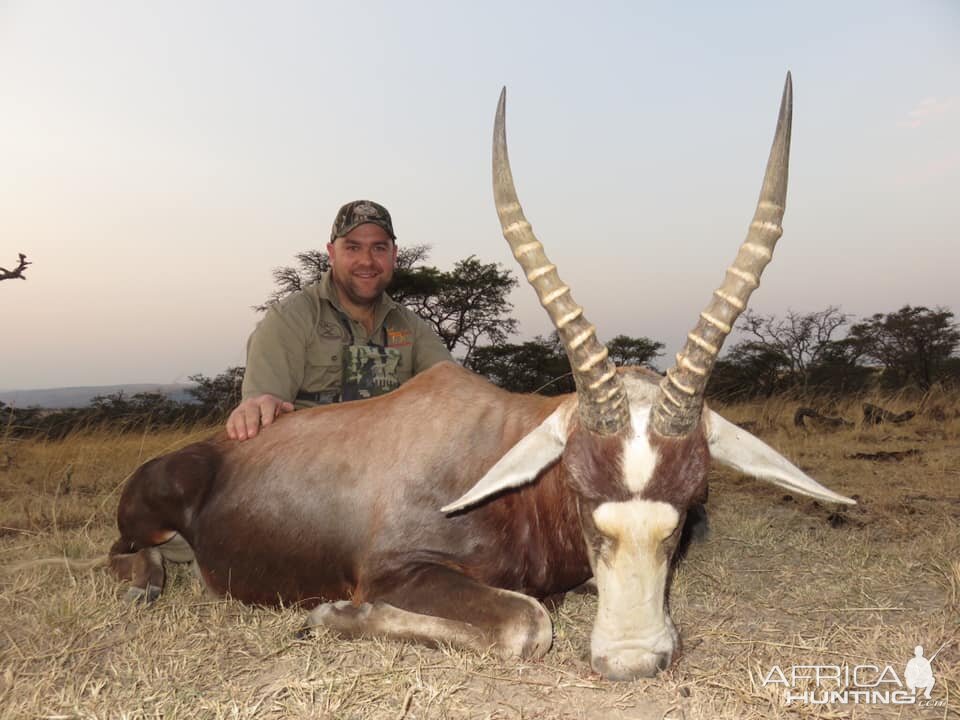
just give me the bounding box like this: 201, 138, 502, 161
241, 271, 453, 408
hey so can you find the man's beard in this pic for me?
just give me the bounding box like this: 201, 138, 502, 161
332, 269, 390, 307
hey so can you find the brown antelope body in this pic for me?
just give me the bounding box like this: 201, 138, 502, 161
110, 74, 854, 680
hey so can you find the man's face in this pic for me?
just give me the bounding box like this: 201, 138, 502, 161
327, 224, 397, 308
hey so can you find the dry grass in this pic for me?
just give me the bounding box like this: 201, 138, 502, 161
1, 394, 958, 719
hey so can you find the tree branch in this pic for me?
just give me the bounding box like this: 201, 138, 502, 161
0, 253, 31, 281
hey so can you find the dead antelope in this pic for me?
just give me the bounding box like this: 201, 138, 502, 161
108, 73, 853, 681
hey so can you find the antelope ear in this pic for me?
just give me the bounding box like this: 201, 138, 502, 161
442, 404, 570, 514
706, 411, 856, 505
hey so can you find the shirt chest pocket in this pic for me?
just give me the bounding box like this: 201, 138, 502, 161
304, 344, 343, 389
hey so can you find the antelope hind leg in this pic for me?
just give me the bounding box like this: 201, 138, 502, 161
109, 544, 165, 603
108, 532, 198, 603
302, 565, 553, 660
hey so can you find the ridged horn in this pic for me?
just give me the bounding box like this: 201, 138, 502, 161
493, 88, 630, 436
652, 72, 793, 437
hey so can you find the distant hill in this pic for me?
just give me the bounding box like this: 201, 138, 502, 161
0, 384, 198, 409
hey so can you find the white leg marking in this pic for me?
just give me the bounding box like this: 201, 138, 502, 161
306, 590, 552, 660
157, 532, 195, 563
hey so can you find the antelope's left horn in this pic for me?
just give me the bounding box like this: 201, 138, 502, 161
492, 88, 630, 436
652, 73, 794, 437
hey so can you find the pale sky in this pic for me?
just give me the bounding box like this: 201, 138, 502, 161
1, 1, 957, 390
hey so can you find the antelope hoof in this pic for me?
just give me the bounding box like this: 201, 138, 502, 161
124, 583, 162, 604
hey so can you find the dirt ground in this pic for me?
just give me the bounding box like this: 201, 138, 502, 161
1, 392, 958, 719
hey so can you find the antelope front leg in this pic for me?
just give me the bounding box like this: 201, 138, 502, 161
302, 565, 553, 660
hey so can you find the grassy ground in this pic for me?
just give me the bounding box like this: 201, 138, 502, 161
1, 391, 958, 719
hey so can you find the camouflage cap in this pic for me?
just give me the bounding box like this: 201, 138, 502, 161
330, 200, 396, 242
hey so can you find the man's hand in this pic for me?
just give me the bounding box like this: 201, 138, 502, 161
226, 394, 295, 441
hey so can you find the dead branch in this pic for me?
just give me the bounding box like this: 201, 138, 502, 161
0, 253, 31, 281
848, 449, 922, 462
793, 407, 854, 430
862, 403, 915, 425
794, 403, 917, 430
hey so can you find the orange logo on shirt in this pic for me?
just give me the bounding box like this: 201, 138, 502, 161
387, 329, 413, 347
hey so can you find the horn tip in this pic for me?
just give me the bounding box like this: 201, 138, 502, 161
495, 87, 507, 131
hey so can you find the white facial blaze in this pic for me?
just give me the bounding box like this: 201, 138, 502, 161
590, 499, 680, 669
622, 404, 659, 493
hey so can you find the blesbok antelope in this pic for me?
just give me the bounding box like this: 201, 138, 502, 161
109, 73, 853, 680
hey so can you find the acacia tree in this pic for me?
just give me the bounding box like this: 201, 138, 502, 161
188, 366, 246, 418
468, 331, 664, 395
738, 306, 850, 389
607, 335, 664, 369
846, 305, 960, 389
802, 335, 875, 394
0, 253, 30, 281
708, 342, 791, 399
467, 334, 573, 395
400, 256, 517, 362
